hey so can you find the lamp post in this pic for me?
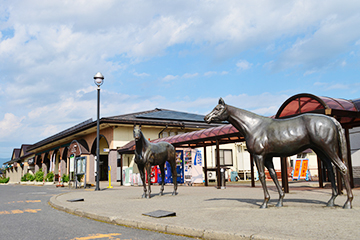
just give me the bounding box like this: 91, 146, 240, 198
94, 72, 104, 191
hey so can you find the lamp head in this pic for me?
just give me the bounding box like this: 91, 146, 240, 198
94, 72, 104, 86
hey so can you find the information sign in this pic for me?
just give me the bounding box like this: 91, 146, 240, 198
69, 155, 75, 173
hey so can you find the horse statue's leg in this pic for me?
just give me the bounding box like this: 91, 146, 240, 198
317, 151, 338, 207
253, 155, 270, 208
159, 163, 165, 196
264, 158, 284, 207
169, 156, 178, 196
327, 152, 353, 209
138, 165, 147, 198
145, 163, 152, 199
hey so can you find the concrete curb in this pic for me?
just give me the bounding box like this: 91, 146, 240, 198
48, 192, 287, 240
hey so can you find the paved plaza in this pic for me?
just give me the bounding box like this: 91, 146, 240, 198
49, 181, 360, 240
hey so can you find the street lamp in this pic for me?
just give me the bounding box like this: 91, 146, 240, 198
94, 72, 104, 191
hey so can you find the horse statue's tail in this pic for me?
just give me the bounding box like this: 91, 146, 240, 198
331, 117, 348, 167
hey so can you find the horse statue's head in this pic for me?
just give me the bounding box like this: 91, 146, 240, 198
133, 125, 142, 141
204, 98, 228, 123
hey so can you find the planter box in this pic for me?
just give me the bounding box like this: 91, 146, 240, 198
44, 182, 55, 186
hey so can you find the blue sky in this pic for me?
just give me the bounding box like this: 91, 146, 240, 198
1, 0, 360, 164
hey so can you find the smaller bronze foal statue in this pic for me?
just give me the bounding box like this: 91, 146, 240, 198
133, 125, 178, 198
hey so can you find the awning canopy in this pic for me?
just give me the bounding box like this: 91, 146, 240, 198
275, 93, 360, 128
117, 124, 243, 154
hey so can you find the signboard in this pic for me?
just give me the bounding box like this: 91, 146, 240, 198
191, 150, 203, 184
69, 155, 75, 173
292, 159, 309, 181
76, 157, 86, 174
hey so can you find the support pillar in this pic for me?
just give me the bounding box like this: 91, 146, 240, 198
216, 139, 221, 189
281, 157, 289, 193
203, 146, 208, 186
250, 154, 255, 187
317, 156, 324, 188
345, 128, 354, 188
336, 169, 343, 194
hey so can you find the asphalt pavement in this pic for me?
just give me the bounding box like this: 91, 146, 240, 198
49, 181, 360, 240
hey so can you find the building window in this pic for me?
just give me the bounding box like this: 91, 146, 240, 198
297, 153, 307, 159
219, 149, 233, 166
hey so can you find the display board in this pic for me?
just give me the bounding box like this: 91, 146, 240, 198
191, 150, 203, 184
292, 159, 309, 181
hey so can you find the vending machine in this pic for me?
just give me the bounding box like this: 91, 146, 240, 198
184, 149, 192, 185
146, 166, 159, 184
176, 150, 184, 184
157, 161, 173, 184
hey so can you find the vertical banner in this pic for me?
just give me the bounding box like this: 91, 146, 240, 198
292, 160, 301, 180
299, 159, 309, 180
292, 159, 309, 181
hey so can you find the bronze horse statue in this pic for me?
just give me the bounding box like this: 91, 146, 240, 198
205, 98, 353, 209
133, 126, 177, 198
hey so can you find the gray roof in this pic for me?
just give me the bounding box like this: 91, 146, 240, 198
27, 108, 222, 152
136, 109, 205, 122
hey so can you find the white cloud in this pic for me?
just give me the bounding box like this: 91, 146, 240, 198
222, 93, 289, 116
204, 71, 217, 76
162, 75, 178, 82
134, 72, 150, 77
0, 113, 24, 139
236, 60, 252, 71
182, 73, 198, 78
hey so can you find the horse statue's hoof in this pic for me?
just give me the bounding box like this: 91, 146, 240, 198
159, 192, 164, 196
142, 193, 147, 198
326, 200, 335, 207
275, 202, 283, 207
172, 191, 178, 196
343, 201, 352, 209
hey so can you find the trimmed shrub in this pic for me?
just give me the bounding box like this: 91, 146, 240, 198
0, 177, 10, 183
62, 174, 69, 183
27, 174, 35, 181
35, 168, 44, 182
22, 173, 35, 181
45, 172, 54, 182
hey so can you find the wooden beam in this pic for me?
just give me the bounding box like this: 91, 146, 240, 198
250, 154, 255, 187
216, 139, 221, 189
317, 156, 324, 188
345, 128, 354, 188
281, 157, 289, 193
203, 146, 208, 187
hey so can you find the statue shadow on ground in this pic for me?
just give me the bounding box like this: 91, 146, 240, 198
204, 197, 327, 208
140, 192, 174, 199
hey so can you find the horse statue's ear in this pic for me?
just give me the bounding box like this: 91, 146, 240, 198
219, 98, 225, 105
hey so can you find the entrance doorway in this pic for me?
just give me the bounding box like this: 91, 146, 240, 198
91, 135, 109, 181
